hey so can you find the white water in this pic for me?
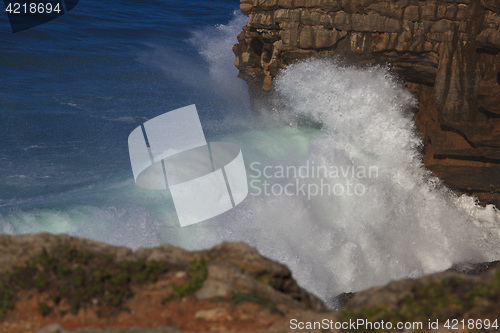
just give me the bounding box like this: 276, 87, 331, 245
187, 13, 500, 303
2, 12, 500, 307
211, 59, 500, 305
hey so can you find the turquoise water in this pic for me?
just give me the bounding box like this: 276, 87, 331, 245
1, 1, 500, 306
0, 0, 253, 243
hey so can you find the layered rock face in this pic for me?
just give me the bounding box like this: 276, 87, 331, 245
233, 0, 500, 205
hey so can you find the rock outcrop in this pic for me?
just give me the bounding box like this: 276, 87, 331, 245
341, 261, 500, 329
2, 234, 500, 332
233, 0, 500, 206
0, 233, 330, 333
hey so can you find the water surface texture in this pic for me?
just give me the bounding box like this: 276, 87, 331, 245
1, 0, 500, 305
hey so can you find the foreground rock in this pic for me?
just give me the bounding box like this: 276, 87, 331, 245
233, 0, 500, 206
3, 233, 500, 332
0, 233, 329, 333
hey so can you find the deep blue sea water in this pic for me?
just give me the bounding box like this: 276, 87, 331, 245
0, 0, 250, 228
2, 0, 500, 305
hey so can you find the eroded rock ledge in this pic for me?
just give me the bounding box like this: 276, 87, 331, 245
3, 234, 500, 333
233, 0, 500, 205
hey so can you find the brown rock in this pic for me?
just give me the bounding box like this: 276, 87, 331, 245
0, 234, 329, 333
194, 308, 231, 321
233, 0, 500, 206
5, 233, 500, 333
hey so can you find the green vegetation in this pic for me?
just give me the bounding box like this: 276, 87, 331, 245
0, 245, 173, 318
63, 245, 94, 264
251, 273, 273, 287
163, 259, 208, 302
240, 267, 274, 287
340, 272, 500, 332
0, 280, 15, 319
37, 302, 52, 316
230, 292, 266, 306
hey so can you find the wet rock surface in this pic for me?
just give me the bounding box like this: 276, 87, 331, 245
233, 0, 500, 206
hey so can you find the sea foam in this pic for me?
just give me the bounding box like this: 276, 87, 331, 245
231, 58, 500, 303
2, 12, 499, 308
195, 34, 500, 303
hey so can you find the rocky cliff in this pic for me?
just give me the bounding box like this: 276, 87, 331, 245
233, 0, 500, 206
2, 234, 500, 332
0, 233, 328, 333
